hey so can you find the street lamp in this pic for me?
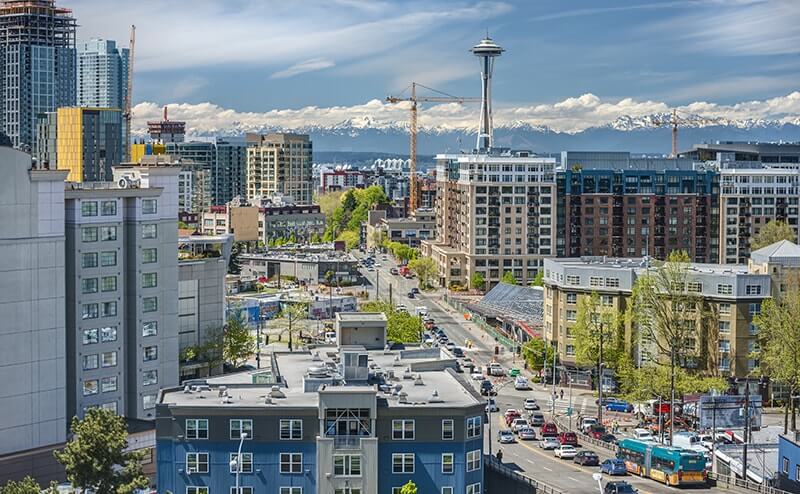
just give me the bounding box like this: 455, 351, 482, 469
230, 431, 248, 493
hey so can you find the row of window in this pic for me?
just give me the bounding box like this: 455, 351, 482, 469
81, 276, 117, 294
81, 224, 158, 242
80, 199, 157, 217
81, 251, 117, 268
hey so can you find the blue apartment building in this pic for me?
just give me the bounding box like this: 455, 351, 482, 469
778, 433, 800, 493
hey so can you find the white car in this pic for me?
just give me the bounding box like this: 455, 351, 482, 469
471, 372, 485, 381
514, 377, 530, 390
554, 445, 577, 459
415, 306, 429, 316
633, 428, 655, 442
580, 417, 598, 432
523, 399, 538, 411
485, 399, 498, 412
512, 418, 529, 433
488, 363, 505, 377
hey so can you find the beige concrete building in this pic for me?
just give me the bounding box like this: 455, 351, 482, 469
245, 133, 312, 204
365, 207, 435, 250
421, 152, 556, 289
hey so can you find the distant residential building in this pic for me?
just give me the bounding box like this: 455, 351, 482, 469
76, 38, 128, 109
147, 106, 185, 143
321, 166, 365, 193
777, 432, 800, 493
213, 138, 247, 205
367, 158, 410, 201
0, 0, 77, 149
37, 107, 124, 182
246, 133, 313, 204
422, 151, 556, 289
748, 240, 800, 299
239, 250, 362, 285
556, 151, 720, 263
680, 141, 800, 168
131, 141, 166, 164
365, 208, 435, 250
64, 165, 181, 421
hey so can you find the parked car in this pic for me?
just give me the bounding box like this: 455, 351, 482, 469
390, 268, 399, 275
518, 427, 536, 441
523, 398, 538, 411
606, 401, 634, 413
407, 291, 415, 299
498, 430, 516, 444
554, 445, 578, 459
512, 418, 529, 433
452, 347, 464, 358
445, 342, 456, 351
600, 459, 628, 476
574, 450, 600, 466
411, 287, 420, 294
539, 436, 560, 450
557, 432, 578, 446
603, 481, 637, 494
540, 422, 558, 437
529, 412, 545, 427
596, 397, 623, 406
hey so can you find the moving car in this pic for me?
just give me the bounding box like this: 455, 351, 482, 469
587, 424, 608, 439
407, 291, 415, 299
557, 432, 578, 446
539, 436, 560, 450
574, 450, 600, 466
411, 287, 420, 294
580, 417, 598, 432
471, 371, 485, 381
514, 376, 530, 390
498, 430, 516, 444
599, 433, 619, 445
603, 481, 637, 494
480, 380, 496, 396
633, 428, 655, 442
445, 342, 456, 351
600, 459, 628, 476
390, 268, 399, 275
508, 368, 521, 377
488, 362, 505, 377
606, 401, 634, 413
540, 422, 558, 437
523, 398, 538, 411
554, 445, 578, 459
452, 347, 465, 358
512, 418, 529, 433
529, 412, 545, 427
485, 398, 498, 413
518, 427, 536, 441
504, 409, 521, 426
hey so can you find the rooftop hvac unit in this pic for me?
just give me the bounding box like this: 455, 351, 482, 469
117, 175, 141, 189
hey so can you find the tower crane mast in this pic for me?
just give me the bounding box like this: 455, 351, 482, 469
124, 24, 136, 162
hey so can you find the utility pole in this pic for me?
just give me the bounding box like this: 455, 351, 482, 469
669, 346, 676, 446
389, 283, 393, 308
598, 322, 604, 427
375, 271, 380, 301
743, 380, 751, 481
711, 396, 717, 473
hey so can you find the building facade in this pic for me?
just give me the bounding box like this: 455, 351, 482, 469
246, 133, 313, 205
422, 151, 556, 289
148, 106, 185, 143
320, 167, 365, 193
365, 208, 436, 250
0, 0, 76, 149
76, 38, 128, 109
214, 138, 247, 205
778, 433, 800, 494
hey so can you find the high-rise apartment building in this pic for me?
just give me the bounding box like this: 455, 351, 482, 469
76, 39, 128, 109
213, 138, 247, 205
556, 152, 720, 263
37, 107, 123, 182
0, 0, 76, 149
148, 106, 185, 143
246, 133, 313, 204
166, 141, 215, 212
64, 165, 180, 421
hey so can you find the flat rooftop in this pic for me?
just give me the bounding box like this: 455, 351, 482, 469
548, 256, 754, 275
336, 312, 387, 322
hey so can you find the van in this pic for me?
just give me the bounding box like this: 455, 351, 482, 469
672, 432, 706, 453
633, 428, 655, 442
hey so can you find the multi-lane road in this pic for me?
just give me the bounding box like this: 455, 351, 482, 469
357, 254, 741, 494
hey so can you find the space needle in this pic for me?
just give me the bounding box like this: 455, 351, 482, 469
471, 35, 504, 153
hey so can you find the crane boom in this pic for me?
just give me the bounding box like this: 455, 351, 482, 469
386, 82, 479, 211
124, 24, 136, 162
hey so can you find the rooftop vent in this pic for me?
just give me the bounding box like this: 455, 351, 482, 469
312, 351, 322, 362
386, 369, 396, 381
392, 383, 403, 395
221, 395, 233, 404
392, 355, 402, 367
217, 386, 228, 397
403, 366, 414, 379
183, 385, 192, 394
270, 386, 286, 399
398, 391, 409, 404
414, 374, 425, 386
429, 390, 444, 403
307, 365, 330, 378
264, 396, 274, 405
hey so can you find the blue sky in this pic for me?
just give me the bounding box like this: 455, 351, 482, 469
70, 0, 800, 133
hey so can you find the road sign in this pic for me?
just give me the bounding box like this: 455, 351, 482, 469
566, 408, 573, 416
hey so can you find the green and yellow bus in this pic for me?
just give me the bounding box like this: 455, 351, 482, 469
617, 438, 706, 486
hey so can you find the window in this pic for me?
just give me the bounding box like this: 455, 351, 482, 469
466, 416, 481, 439
392, 453, 414, 474
142, 224, 157, 239
143, 297, 158, 312
81, 278, 98, 294
143, 394, 157, 409
101, 276, 117, 292
719, 303, 731, 315
566, 310, 577, 322
749, 303, 761, 316
717, 284, 733, 295
333, 454, 361, 476
143, 369, 158, 386
100, 326, 117, 342
186, 452, 209, 473
230, 419, 252, 440
142, 248, 157, 263
82, 354, 98, 370
81, 252, 98, 268
442, 488, 454, 494
442, 419, 454, 440
81, 201, 98, 217
605, 278, 620, 288
100, 251, 116, 266
143, 346, 158, 361
600, 295, 613, 307
101, 301, 117, 317
687, 281, 703, 293
100, 226, 117, 241
442, 453, 454, 474
142, 321, 158, 337
589, 276, 604, 287
230, 489, 253, 494
101, 376, 117, 393
83, 328, 98, 345
746, 285, 762, 296
566, 275, 580, 285
466, 449, 481, 472
566, 293, 577, 304
783, 456, 789, 474
280, 453, 302, 473
82, 227, 98, 242
184, 419, 209, 440
101, 351, 117, 367
718, 321, 731, 333
187, 488, 208, 494
101, 200, 116, 216
142, 272, 157, 288
280, 488, 302, 494
392, 419, 415, 440
82, 303, 98, 320
142, 199, 157, 214
229, 452, 253, 473
796, 464, 800, 481
466, 483, 481, 494
83, 379, 99, 396
280, 419, 302, 440
101, 402, 118, 413
334, 489, 360, 494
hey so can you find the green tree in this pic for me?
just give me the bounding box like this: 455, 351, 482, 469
570, 292, 625, 371
317, 190, 345, 218
620, 364, 727, 404
278, 302, 308, 352
223, 316, 255, 368
361, 300, 422, 343
501, 271, 518, 285
530, 270, 544, 287
399, 480, 418, 494
336, 230, 360, 250
342, 189, 358, 211
0, 476, 58, 494
54, 408, 149, 494
470, 272, 486, 291
521, 338, 556, 371
752, 220, 796, 250
408, 257, 438, 289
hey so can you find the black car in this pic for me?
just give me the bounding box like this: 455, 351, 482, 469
573, 450, 600, 466
604, 481, 637, 494
407, 291, 415, 299
480, 380, 496, 396
599, 433, 619, 445
452, 347, 465, 358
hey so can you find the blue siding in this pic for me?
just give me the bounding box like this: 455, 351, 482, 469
157, 440, 316, 494
378, 438, 484, 494
778, 436, 800, 493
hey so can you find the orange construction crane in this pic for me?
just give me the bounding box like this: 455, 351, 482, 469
654, 109, 715, 158
123, 24, 136, 162
386, 82, 479, 211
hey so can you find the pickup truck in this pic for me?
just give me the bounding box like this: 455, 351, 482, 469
487, 363, 505, 377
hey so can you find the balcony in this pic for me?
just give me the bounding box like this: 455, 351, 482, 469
333, 436, 362, 449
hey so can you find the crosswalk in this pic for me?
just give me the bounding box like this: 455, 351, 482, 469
545, 395, 590, 416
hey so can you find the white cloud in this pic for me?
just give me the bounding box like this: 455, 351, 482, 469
131, 91, 800, 136
270, 58, 336, 79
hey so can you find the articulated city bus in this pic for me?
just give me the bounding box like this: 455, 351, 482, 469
617, 438, 707, 486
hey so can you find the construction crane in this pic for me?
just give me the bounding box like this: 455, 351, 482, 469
386, 82, 479, 211
654, 109, 714, 158
123, 24, 136, 162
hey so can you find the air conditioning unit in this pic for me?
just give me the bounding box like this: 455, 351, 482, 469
117, 175, 141, 189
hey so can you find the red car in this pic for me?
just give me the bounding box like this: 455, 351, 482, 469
558, 432, 578, 446
540, 422, 558, 437
587, 425, 607, 439
504, 409, 521, 426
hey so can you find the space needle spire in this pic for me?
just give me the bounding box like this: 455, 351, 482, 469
471, 35, 504, 153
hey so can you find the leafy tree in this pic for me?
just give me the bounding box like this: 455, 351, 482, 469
530, 270, 544, 287
752, 220, 796, 250
317, 190, 345, 218
342, 189, 358, 211
408, 257, 438, 289
223, 316, 255, 368
521, 338, 556, 371
0, 476, 58, 494
310, 232, 322, 244
620, 364, 727, 404
278, 302, 308, 352
370, 230, 387, 250
470, 272, 486, 291
336, 230, 360, 250
54, 408, 149, 494
570, 292, 626, 371
501, 271, 518, 285
399, 480, 418, 494
361, 300, 422, 343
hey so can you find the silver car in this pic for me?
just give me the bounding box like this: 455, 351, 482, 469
539, 436, 560, 450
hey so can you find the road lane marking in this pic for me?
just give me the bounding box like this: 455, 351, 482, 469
543, 466, 552, 471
